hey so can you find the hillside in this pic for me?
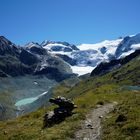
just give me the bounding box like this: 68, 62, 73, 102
0, 50, 139, 139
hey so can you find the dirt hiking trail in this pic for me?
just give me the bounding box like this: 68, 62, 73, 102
73, 102, 117, 140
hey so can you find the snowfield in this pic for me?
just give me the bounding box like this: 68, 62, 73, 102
39, 33, 140, 75
71, 66, 95, 76
77, 39, 122, 51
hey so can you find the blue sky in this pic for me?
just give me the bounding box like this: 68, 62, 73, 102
0, 0, 140, 45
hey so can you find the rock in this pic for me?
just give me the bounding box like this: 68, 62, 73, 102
55, 54, 77, 66
0, 70, 8, 77
0, 36, 19, 56
3, 131, 7, 135
19, 49, 39, 66
86, 124, 93, 129
43, 96, 77, 128
25, 42, 47, 55
115, 114, 127, 123
49, 96, 77, 112
99, 115, 103, 118
97, 101, 104, 105
85, 120, 93, 129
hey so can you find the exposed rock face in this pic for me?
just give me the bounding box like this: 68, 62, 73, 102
34, 67, 74, 82
0, 70, 7, 77
115, 114, 127, 123
43, 96, 77, 128
0, 36, 19, 56
0, 36, 73, 81
19, 49, 39, 66
0, 36, 34, 76
100, 46, 107, 54
55, 54, 77, 66
0, 55, 33, 76
24, 42, 47, 55
0, 104, 5, 117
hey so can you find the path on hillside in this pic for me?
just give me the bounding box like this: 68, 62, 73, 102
73, 102, 117, 140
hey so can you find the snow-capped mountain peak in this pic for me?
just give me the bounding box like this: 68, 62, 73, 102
77, 39, 122, 51
41, 41, 79, 57
43, 43, 73, 52
24, 42, 42, 49
21, 33, 140, 76
115, 33, 140, 58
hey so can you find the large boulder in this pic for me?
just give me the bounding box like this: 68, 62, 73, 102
43, 96, 77, 128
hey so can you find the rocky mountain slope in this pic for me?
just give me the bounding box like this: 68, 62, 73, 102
0, 36, 73, 81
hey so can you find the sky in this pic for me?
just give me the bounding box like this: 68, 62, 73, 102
0, 0, 140, 45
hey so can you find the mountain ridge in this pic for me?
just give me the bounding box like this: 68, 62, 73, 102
0, 36, 73, 81
1, 33, 140, 76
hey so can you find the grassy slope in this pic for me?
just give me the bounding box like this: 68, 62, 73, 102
0, 55, 140, 140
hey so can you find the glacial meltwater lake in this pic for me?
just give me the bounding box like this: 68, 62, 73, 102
15, 91, 48, 107
15, 97, 38, 106
0, 76, 57, 118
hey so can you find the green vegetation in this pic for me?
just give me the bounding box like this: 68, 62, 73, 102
0, 55, 140, 139
102, 91, 140, 140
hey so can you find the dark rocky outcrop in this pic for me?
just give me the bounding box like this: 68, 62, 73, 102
0, 55, 33, 76
34, 67, 74, 82
0, 36, 19, 56
43, 96, 77, 128
100, 46, 107, 54
55, 54, 77, 66
115, 114, 127, 123
90, 59, 121, 76
0, 70, 7, 77
29, 46, 46, 55
25, 42, 47, 55
0, 103, 5, 117
19, 49, 39, 66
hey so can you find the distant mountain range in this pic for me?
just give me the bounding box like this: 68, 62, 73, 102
1, 33, 140, 77
40, 34, 140, 75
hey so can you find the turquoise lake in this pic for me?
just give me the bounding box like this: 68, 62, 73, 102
15, 97, 38, 106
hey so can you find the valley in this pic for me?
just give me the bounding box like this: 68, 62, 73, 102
0, 34, 140, 139
0, 76, 57, 120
